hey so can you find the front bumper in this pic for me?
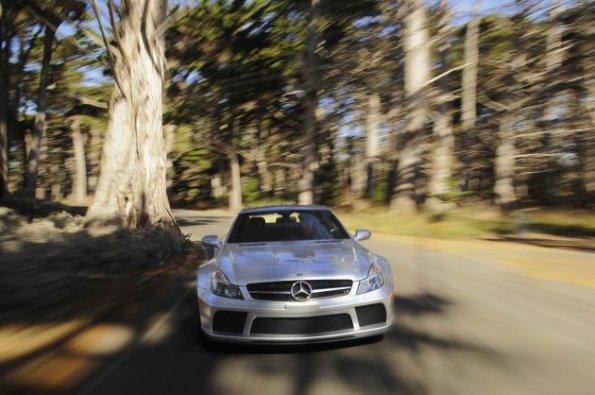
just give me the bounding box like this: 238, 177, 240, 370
197, 285, 395, 344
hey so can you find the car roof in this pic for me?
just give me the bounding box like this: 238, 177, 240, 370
240, 205, 330, 215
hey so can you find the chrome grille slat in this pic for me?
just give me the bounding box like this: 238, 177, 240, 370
247, 280, 353, 301
249, 290, 292, 295
311, 286, 352, 293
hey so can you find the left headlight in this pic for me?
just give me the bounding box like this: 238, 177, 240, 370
357, 263, 384, 294
211, 271, 243, 299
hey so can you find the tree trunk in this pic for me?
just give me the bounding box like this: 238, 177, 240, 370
390, 0, 429, 213
255, 122, 272, 194
163, 123, 175, 191
582, 81, 595, 199
580, 133, 595, 200
25, 24, 58, 199
87, 127, 101, 193
211, 173, 224, 199
364, 92, 380, 199
256, 151, 272, 195
0, 0, 12, 198
0, 54, 7, 198
494, 112, 516, 209
298, 0, 320, 205
35, 133, 48, 200
428, 105, 454, 214
50, 164, 62, 201
461, 12, 480, 191
71, 117, 87, 204
428, 1, 454, 215
86, 0, 177, 233
540, 1, 566, 204
228, 150, 242, 211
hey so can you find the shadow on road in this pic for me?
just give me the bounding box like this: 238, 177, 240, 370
172, 291, 496, 395
1, 274, 498, 395
175, 217, 229, 227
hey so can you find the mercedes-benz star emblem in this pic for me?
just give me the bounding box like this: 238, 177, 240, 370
290, 281, 312, 301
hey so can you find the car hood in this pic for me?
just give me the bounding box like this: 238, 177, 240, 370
218, 240, 372, 285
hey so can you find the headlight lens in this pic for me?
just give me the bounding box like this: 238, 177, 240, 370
357, 263, 384, 294
211, 271, 243, 299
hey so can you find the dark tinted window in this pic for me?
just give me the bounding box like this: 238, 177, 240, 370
228, 210, 349, 243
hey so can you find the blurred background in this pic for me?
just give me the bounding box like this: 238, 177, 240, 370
0, 0, 594, 394
0, 0, 593, 220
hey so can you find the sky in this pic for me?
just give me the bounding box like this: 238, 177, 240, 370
53, 0, 562, 87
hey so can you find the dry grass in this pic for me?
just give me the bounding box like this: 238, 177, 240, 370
0, 200, 191, 322
335, 205, 595, 240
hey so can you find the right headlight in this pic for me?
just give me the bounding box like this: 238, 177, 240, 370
357, 263, 385, 294
211, 271, 243, 299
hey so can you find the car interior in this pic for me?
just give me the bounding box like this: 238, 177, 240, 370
229, 211, 348, 243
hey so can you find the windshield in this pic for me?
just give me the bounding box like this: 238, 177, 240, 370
227, 210, 350, 243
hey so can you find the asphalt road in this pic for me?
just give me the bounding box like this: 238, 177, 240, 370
80, 209, 595, 395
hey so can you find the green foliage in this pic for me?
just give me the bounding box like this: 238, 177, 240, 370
171, 148, 216, 203
369, 179, 388, 205
242, 176, 262, 204
315, 159, 341, 206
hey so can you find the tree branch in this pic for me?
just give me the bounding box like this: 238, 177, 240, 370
91, 0, 126, 98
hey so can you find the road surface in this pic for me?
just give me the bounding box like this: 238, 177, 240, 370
79, 209, 595, 395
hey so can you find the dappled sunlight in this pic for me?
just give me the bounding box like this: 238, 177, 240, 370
69, 324, 136, 356
0, 280, 196, 394
181, 291, 496, 395
0, 320, 87, 364
0, 0, 593, 393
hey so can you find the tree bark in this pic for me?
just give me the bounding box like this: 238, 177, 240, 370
255, 122, 272, 194
87, 127, 101, 193
50, 164, 62, 201
580, 133, 595, 200
582, 81, 595, 199
539, 1, 566, 203
364, 92, 380, 199
0, 0, 11, 198
390, 0, 429, 213
86, 0, 177, 233
494, 112, 516, 209
34, 133, 48, 200
228, 150, 242, 211
461, 11, 480, 191
70, 117, 87, 204
163, 123, 175, 191
427, 2, 455, 215
0, 52, 7, 198
428, 105, 454, 214
298, 0, 320, 205
25, 24, 58, 199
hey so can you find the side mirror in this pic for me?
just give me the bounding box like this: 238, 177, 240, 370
201, 235, 222, 249
353, 229, 371, 241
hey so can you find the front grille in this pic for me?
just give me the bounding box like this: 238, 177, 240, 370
250, 314, 353, 335
212, 311, 247, 333
247, 280, 353, 301
356, 304, 387, 327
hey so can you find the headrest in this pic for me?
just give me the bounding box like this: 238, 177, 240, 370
248, 217, 265, 227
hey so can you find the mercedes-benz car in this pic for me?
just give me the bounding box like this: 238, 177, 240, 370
196, 205, 395, 344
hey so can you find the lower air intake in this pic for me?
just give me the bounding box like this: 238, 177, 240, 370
250, 314, 353, 335
212, 311, 247, 333
356, 304, 387, 327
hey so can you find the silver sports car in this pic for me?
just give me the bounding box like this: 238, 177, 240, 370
196, 205, 395, 344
